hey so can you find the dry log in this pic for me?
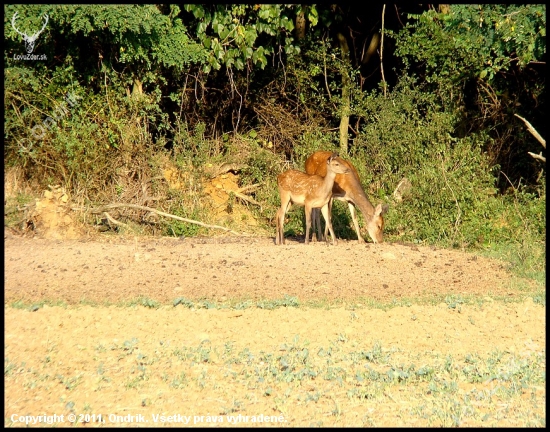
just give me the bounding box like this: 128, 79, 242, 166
88, 203, 244, 235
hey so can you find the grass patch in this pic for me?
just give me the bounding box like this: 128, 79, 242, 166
8, 299, 68, 310
6, 289, 546, 313
3, 192, 35, 228
478, 240, 545, 288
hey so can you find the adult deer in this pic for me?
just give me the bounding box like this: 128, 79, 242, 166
305, 151, 388, 243
276, 153, 350, 245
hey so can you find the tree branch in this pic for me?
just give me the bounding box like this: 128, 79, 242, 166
380, 4, 387, 98
87, 203, 245, 235
515, 114, 546, 149
208, 162, 248, 179
103, 211, 128, 227
527, 152, 546, 163
236, 183, 260, 194
232, 191, 262, 208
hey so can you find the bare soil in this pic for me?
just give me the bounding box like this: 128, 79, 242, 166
4, 233, 545, 427
3, 234, 528, 304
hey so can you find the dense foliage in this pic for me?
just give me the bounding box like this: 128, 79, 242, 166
391, 4, 546, 187
4, 4, 546, 255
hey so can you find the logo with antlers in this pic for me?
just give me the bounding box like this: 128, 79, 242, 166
11, 12, 49, 54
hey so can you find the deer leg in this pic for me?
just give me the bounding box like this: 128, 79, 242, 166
316, 208, 322, 242
348, 202, 365, 243
317, 204, 327, 241
275, 207, 282, 245
312, 208, 322, 242
323, 197, 334, 242
276, 197, 291, 245
304, 204, 312, 245
311, 208, 317, 242
321, 203, 337, 246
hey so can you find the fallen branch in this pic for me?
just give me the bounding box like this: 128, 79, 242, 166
236, 183, 260, 194
210, 162, 248, 178
103, 211, 129, 229
232, 191, 262, 208
88, 203, 244, 235
527, 152, 546, 163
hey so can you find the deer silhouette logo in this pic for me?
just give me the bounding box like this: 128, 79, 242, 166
11, 12, 49, 54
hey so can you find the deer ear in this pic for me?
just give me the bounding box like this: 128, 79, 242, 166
374, 203, 389, 216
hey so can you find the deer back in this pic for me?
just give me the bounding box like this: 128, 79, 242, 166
305, 151, 362, 198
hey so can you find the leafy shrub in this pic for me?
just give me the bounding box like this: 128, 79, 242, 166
348, 75, 517, 247
4, 60, 164, 203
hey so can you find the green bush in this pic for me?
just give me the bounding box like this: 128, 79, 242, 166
4, 61, 163, 201
4, 8, 545, 265
347, 75, 506, 247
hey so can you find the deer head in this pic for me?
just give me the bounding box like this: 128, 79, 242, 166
12, 12, 49, 54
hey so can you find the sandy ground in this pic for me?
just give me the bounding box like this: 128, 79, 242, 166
3, 235, 527, 304
4, 234, 545, 427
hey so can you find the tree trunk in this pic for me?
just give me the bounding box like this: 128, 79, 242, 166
361, 33, 380, 65
337, 32, 351, 156
295, 7, 306, 40
132, 78, 143, 98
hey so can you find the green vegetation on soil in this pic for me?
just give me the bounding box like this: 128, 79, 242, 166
4, 5, 545, 266
4, 304, 545, 427
4, 6, 545, 426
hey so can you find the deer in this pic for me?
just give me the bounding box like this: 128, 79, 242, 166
305, 151, 389, 243
275, 152, 350, 246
